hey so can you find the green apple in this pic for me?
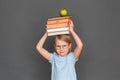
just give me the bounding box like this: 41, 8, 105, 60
59, 8, 68, 17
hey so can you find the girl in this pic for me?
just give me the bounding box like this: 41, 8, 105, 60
36, 21, 83, 80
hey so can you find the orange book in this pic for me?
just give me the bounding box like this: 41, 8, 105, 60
47, 16, 72, 25
47, 18, 71, 25
47, 16, 72, 20
46, 22, 70, 28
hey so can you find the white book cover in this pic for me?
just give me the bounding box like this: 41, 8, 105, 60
48, 30, 69, 36
47, 27, 69, 33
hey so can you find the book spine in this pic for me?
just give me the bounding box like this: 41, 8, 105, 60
47, 27, 69, 33
46, 22, 70, 28
47, 16, 72, 21
48, 31, 70, 36
47, 18, 71, 25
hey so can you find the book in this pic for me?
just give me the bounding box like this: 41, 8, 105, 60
46, 16, 72, 36
47, 17, 71, 25
47, 16, 72, 21
47, 27, 69, 33
47, 26, 70, 36
46, 22, 69, 28
47, 30, 69, 36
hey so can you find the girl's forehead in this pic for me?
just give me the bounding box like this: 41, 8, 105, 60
55, 39, 68, 45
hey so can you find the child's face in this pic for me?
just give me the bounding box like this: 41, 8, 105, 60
55, 39, 71, 56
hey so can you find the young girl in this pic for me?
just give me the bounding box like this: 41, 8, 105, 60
36, 21, 83, 80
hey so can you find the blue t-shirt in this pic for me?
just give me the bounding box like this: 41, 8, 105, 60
49, 52, 78, 80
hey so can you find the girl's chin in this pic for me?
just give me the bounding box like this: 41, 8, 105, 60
60, 54, 65, 56
59, 53, 67, 56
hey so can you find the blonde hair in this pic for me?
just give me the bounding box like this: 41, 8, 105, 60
54, 34, 72, 50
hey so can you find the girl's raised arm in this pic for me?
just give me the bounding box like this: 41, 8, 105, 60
69, 21, 83, 59
36, 32, 50, 60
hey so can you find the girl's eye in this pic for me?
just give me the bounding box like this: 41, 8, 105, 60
56, 45, 68, 49
63, 45, 67, 48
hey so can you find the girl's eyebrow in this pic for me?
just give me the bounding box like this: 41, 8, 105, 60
56, 44, 68, 46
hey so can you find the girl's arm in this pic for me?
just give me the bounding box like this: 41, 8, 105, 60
69, 21, 83, 59
36, 32, 50, 60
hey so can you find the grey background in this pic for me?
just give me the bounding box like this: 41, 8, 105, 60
0, 0, 120, 80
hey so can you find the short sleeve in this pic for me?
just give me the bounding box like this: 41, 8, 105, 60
68, 52, 78, 63
49, 53, 54, 63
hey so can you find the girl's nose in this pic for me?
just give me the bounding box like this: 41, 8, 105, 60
60, 46, 64, 50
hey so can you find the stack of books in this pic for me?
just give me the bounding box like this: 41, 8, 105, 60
46, 16, 72, 36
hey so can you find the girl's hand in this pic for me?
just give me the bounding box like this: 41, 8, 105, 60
69, 20, 74, 33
